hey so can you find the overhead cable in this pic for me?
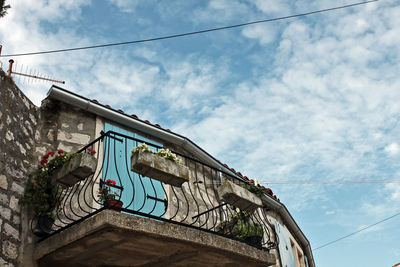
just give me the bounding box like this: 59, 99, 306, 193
313, 210, 400, 251
259, 179, 400, 185
0, 0, 378, 58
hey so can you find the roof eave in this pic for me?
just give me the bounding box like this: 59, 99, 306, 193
46, 85, 315, 267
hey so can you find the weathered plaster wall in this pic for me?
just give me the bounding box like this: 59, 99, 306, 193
0, 71, 39, 267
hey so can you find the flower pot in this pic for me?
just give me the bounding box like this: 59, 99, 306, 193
131, 150, 190, 187
33, 215, 55, 237
52, 153, 97, 187
104, 199, 123, 211
217, 180, 262, 212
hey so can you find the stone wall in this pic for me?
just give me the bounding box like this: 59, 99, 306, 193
0, 71, 39, 267
0, 71, 98, 267
36, 98, 97, 158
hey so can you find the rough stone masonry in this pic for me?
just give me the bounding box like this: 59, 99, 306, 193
0, 70, 39, 267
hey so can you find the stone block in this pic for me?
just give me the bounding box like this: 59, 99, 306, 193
3, 223, 19, 240
217, 180, 262, 212
0, 175, 8, 190
9, 196, 19, 212
0, 192, 8, 204
131, 151, 190, 187
52, 153, 97, 187
2, 240, 18, 260
57, 131, 90, 145
0, 258, 14, 267
0, 206, 11, 220
11, 182, 24, 196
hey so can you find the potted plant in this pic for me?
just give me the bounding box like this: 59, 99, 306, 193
97, 179, 123, 210
20, 150, 71, 237
217, 211, 264, 248
131, 144, 190, 187
51, 147, 97, 187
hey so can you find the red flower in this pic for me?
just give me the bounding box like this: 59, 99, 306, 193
105, 179, 116, 185
87, 148, 96, 155
49, 151, 55, 156
43, 154, 49, 159
40, 159, 48, 165
59, 155, 65, 158
58, 149, 64, 154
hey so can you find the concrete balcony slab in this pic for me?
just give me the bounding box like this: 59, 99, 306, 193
35, 210, 275, 267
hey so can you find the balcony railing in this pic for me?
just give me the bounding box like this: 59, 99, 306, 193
33, 131, 277, 251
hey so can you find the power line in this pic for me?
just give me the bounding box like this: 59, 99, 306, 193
313, 210, 400, 251
259, 179, 400, 185
0, 0, 378, 58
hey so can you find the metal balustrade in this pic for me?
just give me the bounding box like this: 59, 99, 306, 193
33, 131, 277, 251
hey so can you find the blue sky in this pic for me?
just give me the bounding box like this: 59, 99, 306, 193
1, 0, 400, 266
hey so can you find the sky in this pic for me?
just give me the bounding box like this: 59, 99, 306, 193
1, 0, 400, 266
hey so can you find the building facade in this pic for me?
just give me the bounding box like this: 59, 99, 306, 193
0, 71, 315, 267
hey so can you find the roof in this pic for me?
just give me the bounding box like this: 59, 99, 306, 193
46, 85, 315, 267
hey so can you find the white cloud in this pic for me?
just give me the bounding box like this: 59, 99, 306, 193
385, 183, 400, 201
250, 0, 290, 15
385, 143, 400, 156
242, 24, 276, 45
108, 0, 144, 13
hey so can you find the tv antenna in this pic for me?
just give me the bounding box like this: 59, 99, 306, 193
6, 58, 65, 84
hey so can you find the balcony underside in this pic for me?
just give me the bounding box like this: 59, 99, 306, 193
35, 210, 276, 267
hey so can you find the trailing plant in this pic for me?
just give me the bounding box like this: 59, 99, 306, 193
20, 148, 97, 218
19, 150, 73, 218
98, 179, 120, 202
132, 143, 181, 163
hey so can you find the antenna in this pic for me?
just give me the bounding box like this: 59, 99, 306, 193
7, 59, 65, 84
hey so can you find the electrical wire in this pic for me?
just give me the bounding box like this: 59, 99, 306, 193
0, 0, 378, 58
313, 210, 400, 251
259, 179, 400, 185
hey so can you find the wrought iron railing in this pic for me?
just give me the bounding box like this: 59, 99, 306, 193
33, 131, 277, 250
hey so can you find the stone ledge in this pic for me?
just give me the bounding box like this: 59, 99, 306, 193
35, 210, 275, 266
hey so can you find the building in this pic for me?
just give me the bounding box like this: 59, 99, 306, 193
0, 70, 315, 267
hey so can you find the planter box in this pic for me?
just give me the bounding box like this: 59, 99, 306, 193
104, 199, 123, 211
218, 180, 262, 212
52, 153, 97, 187
131, 150, 190, 187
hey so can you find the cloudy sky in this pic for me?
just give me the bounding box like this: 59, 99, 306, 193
1, 0, 400, 266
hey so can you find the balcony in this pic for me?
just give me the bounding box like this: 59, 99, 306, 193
33, 131, 276, 266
